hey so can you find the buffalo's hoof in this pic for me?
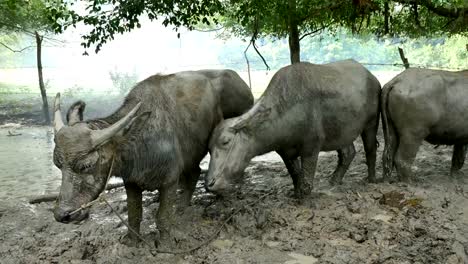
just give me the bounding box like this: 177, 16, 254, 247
154, 230, 186, 252
294, 185, 312, 200
450, 170, 464, 179
120, 233, 141, 247
365, 177, 381, 184
329, 174, 343, 186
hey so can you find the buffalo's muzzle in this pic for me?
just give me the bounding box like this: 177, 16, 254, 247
54, 207, 72, 223
54, 206, 89, 224
206, 177, 232, 194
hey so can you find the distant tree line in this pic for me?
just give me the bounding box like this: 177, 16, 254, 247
217, 31, 467, 71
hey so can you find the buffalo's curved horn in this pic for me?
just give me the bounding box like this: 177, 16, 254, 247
90, 102, 142, 147
231, 102, 270, 132
54, 93, 65, 133
231, 110, 255, 131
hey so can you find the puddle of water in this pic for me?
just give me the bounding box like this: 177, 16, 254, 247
0, 126, 61, 199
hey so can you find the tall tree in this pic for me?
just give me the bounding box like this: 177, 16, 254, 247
0, 0, 61, 125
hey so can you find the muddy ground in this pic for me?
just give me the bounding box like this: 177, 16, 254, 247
1, 128, 468, 264
0, 95, 122, 126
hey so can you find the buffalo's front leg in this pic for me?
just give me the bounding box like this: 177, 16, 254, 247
155, 182, 178, 248
299, 147, 320, 199
329, 144, 356, 185
278, 152, 305, 198
121, 182, 142, 246
179, 167, 200, 208
451, 144, 467, 178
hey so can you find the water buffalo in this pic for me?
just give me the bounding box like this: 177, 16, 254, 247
205, 60, 381, 198
382, 68, 468, 182
52, 69, 253, 246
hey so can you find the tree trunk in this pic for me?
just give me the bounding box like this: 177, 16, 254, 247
384, 1, 390, 35
288, 0, 300, 64
35, 31, 50, 125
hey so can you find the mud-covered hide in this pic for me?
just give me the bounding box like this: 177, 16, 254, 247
381, 68, 468, 181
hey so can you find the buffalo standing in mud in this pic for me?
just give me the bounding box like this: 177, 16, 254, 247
206, 60, 381, 198
382, 68, 468, 182
52, 70, 253, 246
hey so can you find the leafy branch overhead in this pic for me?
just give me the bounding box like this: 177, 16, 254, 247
47, 0, 467, 56
47, 0, 223, 54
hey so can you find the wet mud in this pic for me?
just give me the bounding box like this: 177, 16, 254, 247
1, 133, 468, 263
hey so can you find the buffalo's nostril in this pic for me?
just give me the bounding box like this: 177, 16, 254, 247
61, 213, 71, 223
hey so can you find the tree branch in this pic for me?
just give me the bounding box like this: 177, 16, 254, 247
299, 0, 348, 23
194, 26, 224, 32
393, 0, 467, 18
0, 42, 34, 52
299, 21, 335, 41
250, 17, 270, 71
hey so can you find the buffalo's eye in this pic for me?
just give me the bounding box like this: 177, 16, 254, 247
221, 138, 231, 146
73, 151, 99, 173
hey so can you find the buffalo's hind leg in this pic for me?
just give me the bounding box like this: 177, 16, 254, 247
361, 118, 379, 183
451, 144, 467, 179
394, 133, 424, 182
329, 144, 356, 185
121, 183, 143, 247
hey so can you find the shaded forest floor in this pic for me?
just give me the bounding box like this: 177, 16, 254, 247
1, 130, 468, 264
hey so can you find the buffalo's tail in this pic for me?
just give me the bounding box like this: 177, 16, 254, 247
381, 81, 398, 180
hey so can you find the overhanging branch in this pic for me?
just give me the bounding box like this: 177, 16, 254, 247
393, 0, 467, 18
247, 17, 270, 71
0, 42, 34, 52
299, 21, 335, 41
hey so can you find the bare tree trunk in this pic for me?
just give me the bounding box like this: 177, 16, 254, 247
384, 1, 390, 35
288, 0, 300, 64
35, 31, 50, 125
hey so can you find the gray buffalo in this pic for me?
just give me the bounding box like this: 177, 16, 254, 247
382, 68, 468, 182
205, 60, 381, 198
52, 70, 253, 246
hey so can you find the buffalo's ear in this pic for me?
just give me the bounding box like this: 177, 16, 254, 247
119, 111, 151, 140
67, 101, 86, 125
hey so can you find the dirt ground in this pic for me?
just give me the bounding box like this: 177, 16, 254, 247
1, 128, 468, 264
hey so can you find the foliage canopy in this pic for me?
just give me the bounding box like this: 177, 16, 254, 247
0, 0, 54, 33
46, 0, 467, 65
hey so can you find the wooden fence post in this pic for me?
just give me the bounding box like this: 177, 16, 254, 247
398, 47, 410, 69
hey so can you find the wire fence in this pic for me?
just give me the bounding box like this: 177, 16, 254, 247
0, 58, 465, 99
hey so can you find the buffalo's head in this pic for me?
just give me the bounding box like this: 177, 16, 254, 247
52, 93, 145, 223
205, 104, 270, 194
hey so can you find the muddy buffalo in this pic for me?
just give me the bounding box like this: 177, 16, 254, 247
382, 68, 468, 182
52, 70, 253, 246
205, 60, 381, 198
